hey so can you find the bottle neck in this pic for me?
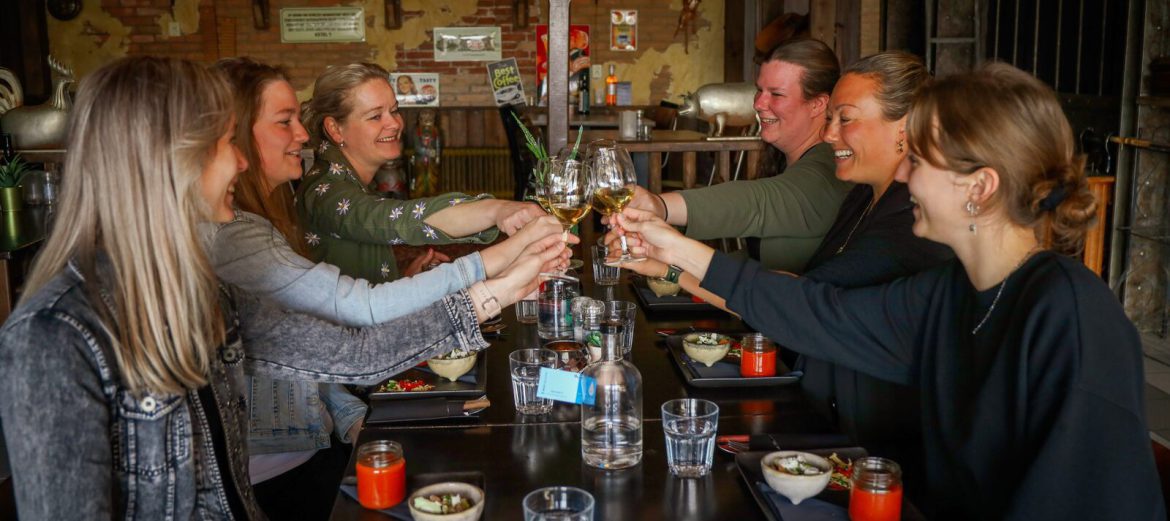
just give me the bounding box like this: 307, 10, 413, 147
600, 324, 623, 362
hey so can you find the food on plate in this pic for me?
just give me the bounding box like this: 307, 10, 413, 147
428, 349, 477, 382
827, 452, 854, 490
379, 379, 436, 392
646, 276, 681, 297
760, 451, 832, 505
770, 454, 827, 475
682, 332, 732, 367
412, 493, 474, 514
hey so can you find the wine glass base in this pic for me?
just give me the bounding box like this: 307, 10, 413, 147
605, 255, 645, 267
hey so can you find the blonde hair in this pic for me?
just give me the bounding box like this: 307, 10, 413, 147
843, 51, 931, 121
22, 56, 230, 395
906, 62, 1096, 254
212, 57, 308, 256
303, 62, 391, 147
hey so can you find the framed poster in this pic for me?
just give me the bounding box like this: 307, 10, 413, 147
486, 58, 526, 106
536, 24, 590, 99
610, 10, 637, 51
433, 27, 502, 62
279, 7, 365, 43
390, 73, 440, 107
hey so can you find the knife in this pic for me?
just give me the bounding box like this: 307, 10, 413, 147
367, 397, 490, 424
717, 432, 852, 453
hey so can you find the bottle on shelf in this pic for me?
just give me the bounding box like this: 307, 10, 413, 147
1, 133, 14, 165
577, 73, 590, 114
605, 65, 618, 106
581, 322, 643, 469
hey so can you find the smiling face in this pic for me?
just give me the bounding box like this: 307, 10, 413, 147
754, 60, 825, 153
822, 74, 907, 187
327, 78, 404, 177
896, 148, 971, 246
253, 80, 309, 190
396, 75, 415, 95
200, 120, 248, 223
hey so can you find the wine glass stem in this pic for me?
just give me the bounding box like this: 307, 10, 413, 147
619, 235, 631, 257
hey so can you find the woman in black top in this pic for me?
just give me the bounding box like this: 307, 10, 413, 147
615, 64, 1165, 519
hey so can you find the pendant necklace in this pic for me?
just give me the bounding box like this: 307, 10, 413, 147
970, 247, 1041, 335
836, 196, 877, 255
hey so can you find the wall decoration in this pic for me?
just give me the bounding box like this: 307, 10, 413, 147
536, 24, 590, 102
384, 0, 402, 29
674, 0, 701, 54
433, 27, 502, 62
390, 73, 440, 107
486, 58, 525, 107
279, 7, 365, 43
610, 10, 637, 51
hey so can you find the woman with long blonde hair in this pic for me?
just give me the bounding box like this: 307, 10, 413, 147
0, 56, 558, 519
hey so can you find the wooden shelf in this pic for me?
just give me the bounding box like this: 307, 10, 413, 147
1138, 96, 1170, 108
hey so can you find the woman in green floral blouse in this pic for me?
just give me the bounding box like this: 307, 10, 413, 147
298, 62, 545, 281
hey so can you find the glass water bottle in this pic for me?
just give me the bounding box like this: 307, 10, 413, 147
581, 322, 643, 469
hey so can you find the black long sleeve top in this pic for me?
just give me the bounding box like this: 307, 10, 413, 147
703, 250, 1165, 520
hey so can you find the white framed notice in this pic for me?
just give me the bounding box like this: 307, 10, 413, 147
279, 7, 365, 44
434, 27, 502, 62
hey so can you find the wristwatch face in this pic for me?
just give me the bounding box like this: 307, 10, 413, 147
48, 0, 83, 21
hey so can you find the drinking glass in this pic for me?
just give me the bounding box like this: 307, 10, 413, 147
850, 457, 903, 521
587, 139, 642, 265
523, 486, 595, 521
510, 348, 558, 415
590, 245, 621, 285
543, 154, 593, 246
516, 298, 539, 324
603, 300, 637, 356
661, 399, 719, 478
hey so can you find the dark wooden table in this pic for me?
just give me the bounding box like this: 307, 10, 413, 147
328, 222, 840, 520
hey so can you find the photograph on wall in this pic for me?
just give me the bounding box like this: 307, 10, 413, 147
536, 24, 590, 103
390, 73, 440, 107
486, 58, 526, 107
610, 10, 637, 51
433, 27, 502, 62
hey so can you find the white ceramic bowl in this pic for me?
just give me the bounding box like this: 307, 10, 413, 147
646, 277, 681, 297
428, 352, 477, 382
407, 482, 485, 521
760, 451, 832, 505
682, 333, 731, 367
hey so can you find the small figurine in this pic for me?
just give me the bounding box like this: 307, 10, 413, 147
411, 109, 441, 197
674, 0, 701, 54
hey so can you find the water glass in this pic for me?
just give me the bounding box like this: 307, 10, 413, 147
603, 300, 637, 356
523, 486, 595, 520
538, 275, 580, 340
510, 349, 558, 415
516, 298, 538, 324
591, 245, 621, 285
661, 398, 719, 478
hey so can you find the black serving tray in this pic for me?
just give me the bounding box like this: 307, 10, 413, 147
369, 353, 487, 400
665, 334, 801, 388
629, 276, 718, 313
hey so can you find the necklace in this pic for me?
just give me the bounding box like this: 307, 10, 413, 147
836, 196, 877, 255
970, 247, 1041, 335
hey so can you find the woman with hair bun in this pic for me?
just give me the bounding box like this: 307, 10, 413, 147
612, 63, 1165, 519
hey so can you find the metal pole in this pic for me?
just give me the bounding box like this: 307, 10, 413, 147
1098, 0, 1109, 96
926, 0, 935, 72
994, 0, 1003, 58
548, 0, 571, 155
1075, 0, 1085, 94
1108, 0, 1146, 289
1012, 0, 1021, 66
1055, 0, 1064, 91
1032, 0, 1041, 74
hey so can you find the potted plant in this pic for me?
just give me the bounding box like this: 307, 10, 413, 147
0, 155, 33, 211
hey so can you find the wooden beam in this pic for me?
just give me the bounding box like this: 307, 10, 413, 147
810, 0, 837, 51
547, 0, 571, 154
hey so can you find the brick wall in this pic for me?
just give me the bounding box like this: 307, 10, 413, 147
49, 0, 724, 106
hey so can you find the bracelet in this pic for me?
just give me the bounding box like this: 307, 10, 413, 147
468, 282, 501, 320
653, 192, 669, 222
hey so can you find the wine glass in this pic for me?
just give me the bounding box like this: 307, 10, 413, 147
543, 155, 593, 251
587, 139, 642, 265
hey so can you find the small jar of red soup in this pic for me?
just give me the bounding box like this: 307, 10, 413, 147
356, 440, 406, 509
849, 457, 902, 521
739, 333, 777, 377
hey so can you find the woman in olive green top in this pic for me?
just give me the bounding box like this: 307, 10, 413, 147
298, 62, 543, 281
623, 39, 851, 271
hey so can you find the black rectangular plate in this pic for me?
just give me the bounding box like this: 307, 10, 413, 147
369, 354, 487, 400
735, 447, 866, 521
665, 335, 801, 388
629, 276, 719, 313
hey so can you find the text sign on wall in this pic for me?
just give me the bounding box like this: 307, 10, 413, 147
280, 7, 365, 43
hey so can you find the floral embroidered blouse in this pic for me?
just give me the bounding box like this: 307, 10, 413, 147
296, 141, 498, 281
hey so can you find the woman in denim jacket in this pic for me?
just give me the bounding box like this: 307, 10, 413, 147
208, 58, 566, 519
0, 57, 562, 520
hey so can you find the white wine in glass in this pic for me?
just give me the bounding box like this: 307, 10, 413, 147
587, 140, 642, 264
543, 157, 593, 250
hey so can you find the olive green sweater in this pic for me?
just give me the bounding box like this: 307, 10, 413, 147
679, 143, 850, 272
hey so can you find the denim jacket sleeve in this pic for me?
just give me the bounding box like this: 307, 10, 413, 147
205, 211, 486, 327
0, 311, 116, 519
237, 288, 488, 385
318, 383, 367, 443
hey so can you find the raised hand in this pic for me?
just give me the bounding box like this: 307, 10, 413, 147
612, 207, 688, 265
495, 201, 546, 236
403, 248, 452, 277
484, 233, 571, 307
481, 215, 566, 277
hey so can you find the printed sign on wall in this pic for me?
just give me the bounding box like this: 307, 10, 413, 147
434, 27, 502, 62
390, 73, 440, 107
279, 7, 365, 43
486, 58, 526, 107
610, 10, 637, 51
